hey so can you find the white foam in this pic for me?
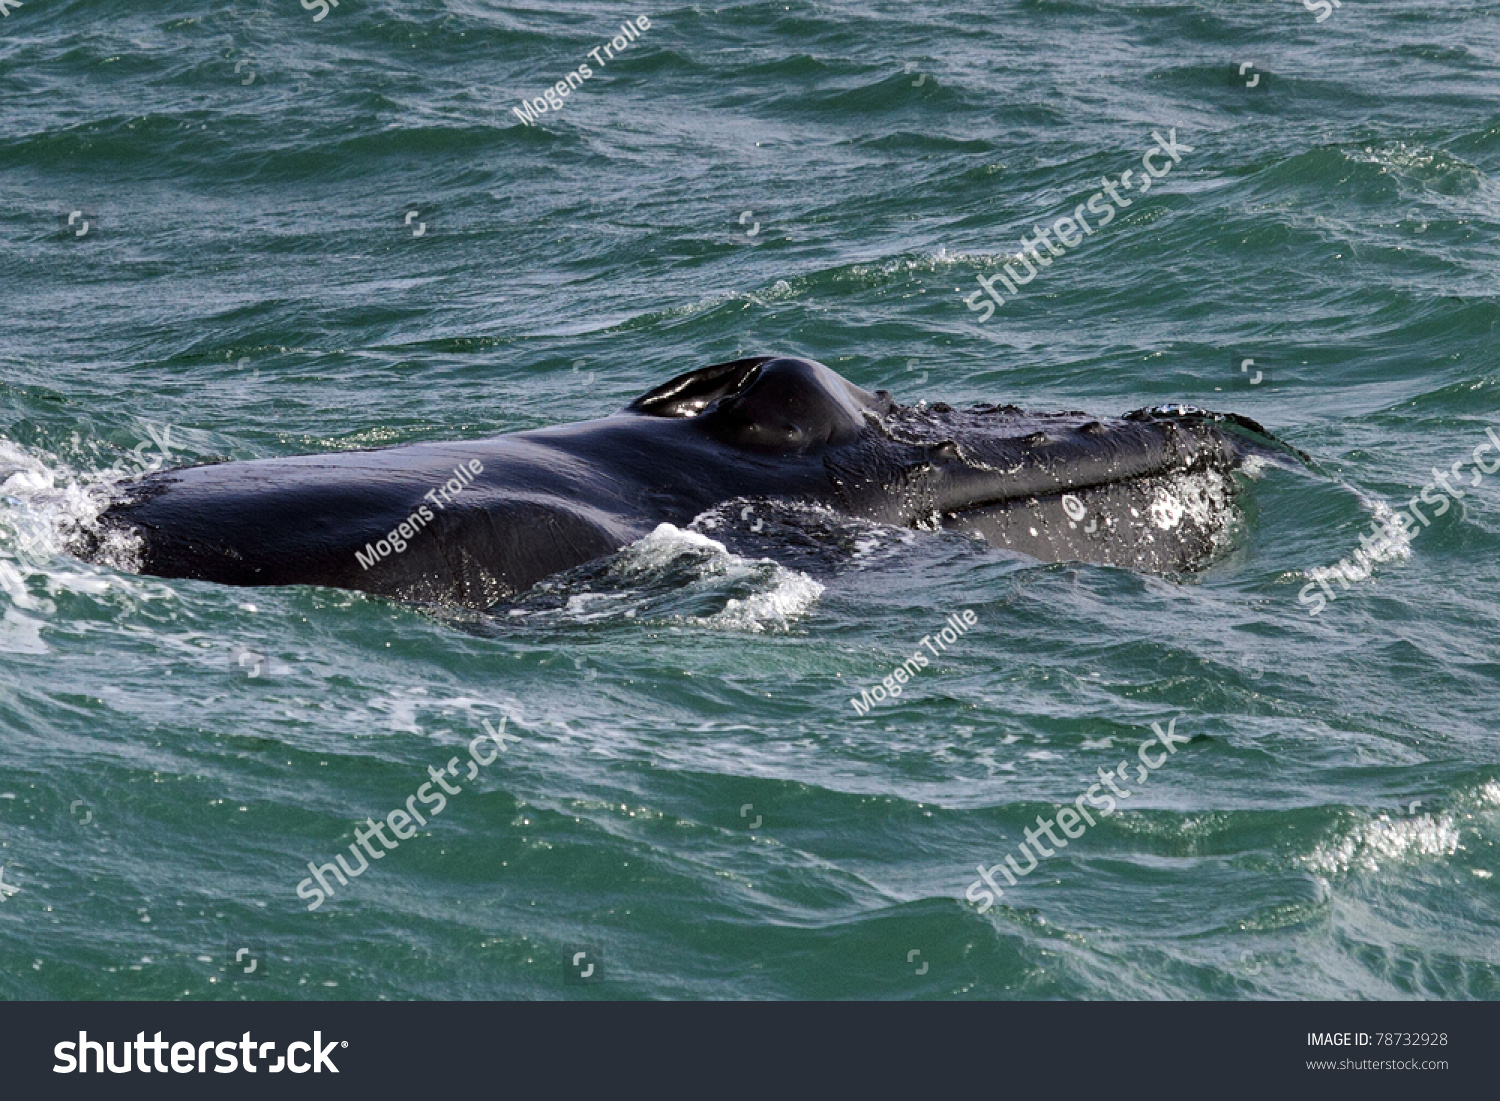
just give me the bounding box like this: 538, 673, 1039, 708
1366, 498, 1414, 562
618, 523, 824, 633
1238, 453, 1270, 479
849, 247, 994, 279
1308, 811, 1461, 876
616, 522, 725, 569
0, 607, 48, 654
0, 437, 162, 611
1303, 493, 1413, 589
560, 591, 634, 622
703, 570, 825, 633
1301, 783, 1500, 878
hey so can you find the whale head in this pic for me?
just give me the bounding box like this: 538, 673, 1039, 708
624, 354, 1306, 573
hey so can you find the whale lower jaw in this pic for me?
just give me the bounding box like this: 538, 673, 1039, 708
940, 463, 1239, 573
831, 400, 1299, 572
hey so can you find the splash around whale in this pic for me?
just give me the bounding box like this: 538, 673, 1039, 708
73, 356, 1305, 609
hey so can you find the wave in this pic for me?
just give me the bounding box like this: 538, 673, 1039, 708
498, 522, 824, 634
1306, 779, 1500, 877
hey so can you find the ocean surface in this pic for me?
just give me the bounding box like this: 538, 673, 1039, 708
1, 0, 1498, 1000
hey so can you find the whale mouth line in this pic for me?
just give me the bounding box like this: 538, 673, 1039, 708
944, 451, 1232, 516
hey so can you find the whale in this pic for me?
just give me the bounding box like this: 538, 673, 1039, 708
73, 355, 1304, 608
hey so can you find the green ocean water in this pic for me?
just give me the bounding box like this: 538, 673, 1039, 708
1, 0, 1498, 1000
